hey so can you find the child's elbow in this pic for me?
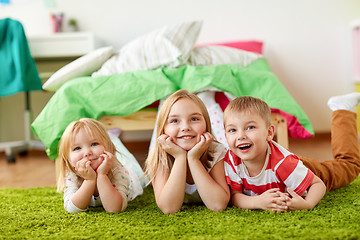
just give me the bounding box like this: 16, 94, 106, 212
207, 194, 230, 212
161, 209, 177, 215
104, 200, 127, 213
156, 198, 182, 214
320, 181, 326, 196
316, 177, 327, 196
105, 208, 122, 213
321, 181, 327, 196
208, 202, 228, 212
104, 205, 126, 213
160, 206, 181, 215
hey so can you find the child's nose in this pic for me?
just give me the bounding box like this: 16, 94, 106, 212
180, 122, 191, 131
83, 148, 92, 157
237, 131, 246, 140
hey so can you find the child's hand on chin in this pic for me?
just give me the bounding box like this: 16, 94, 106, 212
76, 158, 96, 180
96, 151, 114, 175
188, 132, 213, 160
158, 134, 186, 159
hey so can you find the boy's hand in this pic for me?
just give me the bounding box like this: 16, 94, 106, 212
285, 188, 312, 211
188, 132, 213, 161
97, 151, 114, 175
76, 158, 96, 180
158, 134, 186, 159
256, 188, 289, 211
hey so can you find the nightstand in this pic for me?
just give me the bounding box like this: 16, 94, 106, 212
28, 32, 96, 82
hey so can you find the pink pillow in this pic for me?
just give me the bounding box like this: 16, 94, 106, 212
197, 40, 263, 54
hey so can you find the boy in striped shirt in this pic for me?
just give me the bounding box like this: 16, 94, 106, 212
223, 96, 327, 211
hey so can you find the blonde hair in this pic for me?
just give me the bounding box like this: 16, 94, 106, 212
223, 96, 271, 127
56, 118, 117, 192
144, 89, 213, 183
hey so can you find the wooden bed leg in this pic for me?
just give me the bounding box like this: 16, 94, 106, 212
271, 113, 289, 149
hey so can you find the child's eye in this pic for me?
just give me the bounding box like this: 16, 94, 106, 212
91, 142, 99, 147
227, 128, 236, 133
191, 117, 199, 121
169, 119, 178, 124
73, 146, 81, 151
247, 126, 255, 130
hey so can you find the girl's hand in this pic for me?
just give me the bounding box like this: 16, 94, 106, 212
76, 158, 96, 180
187, 132, 213, 161
256, 188, 289, 211
96, 151, 114, 175
285, 188, 312, 211
158, 134, 186, 159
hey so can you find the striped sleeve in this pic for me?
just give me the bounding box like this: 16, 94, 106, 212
224, 151, 243, 192
276, 155, 314, 196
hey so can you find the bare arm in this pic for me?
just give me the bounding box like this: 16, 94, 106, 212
71, 159, 97, 210
189, 159, 230, 211
97, 174, 125, 212
152, 135, 187, 214
187, 133, 230, 211
96, 151, 126, 212
285, 175, 326, 211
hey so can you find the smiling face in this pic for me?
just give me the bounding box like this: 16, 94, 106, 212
69, 128, 106, 171
224, 110, 274, 165
163, 98, 207, 150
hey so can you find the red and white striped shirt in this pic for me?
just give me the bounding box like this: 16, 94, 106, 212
224, 141, 314, 196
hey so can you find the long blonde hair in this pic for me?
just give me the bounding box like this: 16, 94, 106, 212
144, 89, 213, 183
56, 118, 117, 192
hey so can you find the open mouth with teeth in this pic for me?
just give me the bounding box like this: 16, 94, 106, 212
178, 135, 195, 140
237, 144, 252, 151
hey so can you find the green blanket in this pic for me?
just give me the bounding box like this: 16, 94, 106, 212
32, 59, 313, 160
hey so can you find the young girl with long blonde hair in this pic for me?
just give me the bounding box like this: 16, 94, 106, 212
145, 89, 230, 214
57, 118, 142, 213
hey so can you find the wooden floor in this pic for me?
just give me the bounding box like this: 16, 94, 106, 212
0, 134, 333, 189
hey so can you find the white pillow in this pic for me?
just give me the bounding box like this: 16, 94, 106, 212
93, 21, 202, 76
43, 46, 113, 91
188, 45, 262, 67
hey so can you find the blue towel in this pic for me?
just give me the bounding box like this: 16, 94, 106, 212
0, 18, 42, 97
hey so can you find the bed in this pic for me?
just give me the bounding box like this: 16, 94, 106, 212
31, 20, 314, 161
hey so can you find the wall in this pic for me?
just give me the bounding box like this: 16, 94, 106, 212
0, 0, 360, 142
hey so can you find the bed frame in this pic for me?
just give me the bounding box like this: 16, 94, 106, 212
99, 111, 289, 149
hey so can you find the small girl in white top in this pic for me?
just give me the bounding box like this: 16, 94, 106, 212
145, 89, 230, 214
57, 118, 140, 213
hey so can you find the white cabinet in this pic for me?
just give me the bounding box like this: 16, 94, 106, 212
28, 32, 95, 58
28, 32, 96, 81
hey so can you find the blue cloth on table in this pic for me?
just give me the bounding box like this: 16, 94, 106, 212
0, 18, 42, 97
